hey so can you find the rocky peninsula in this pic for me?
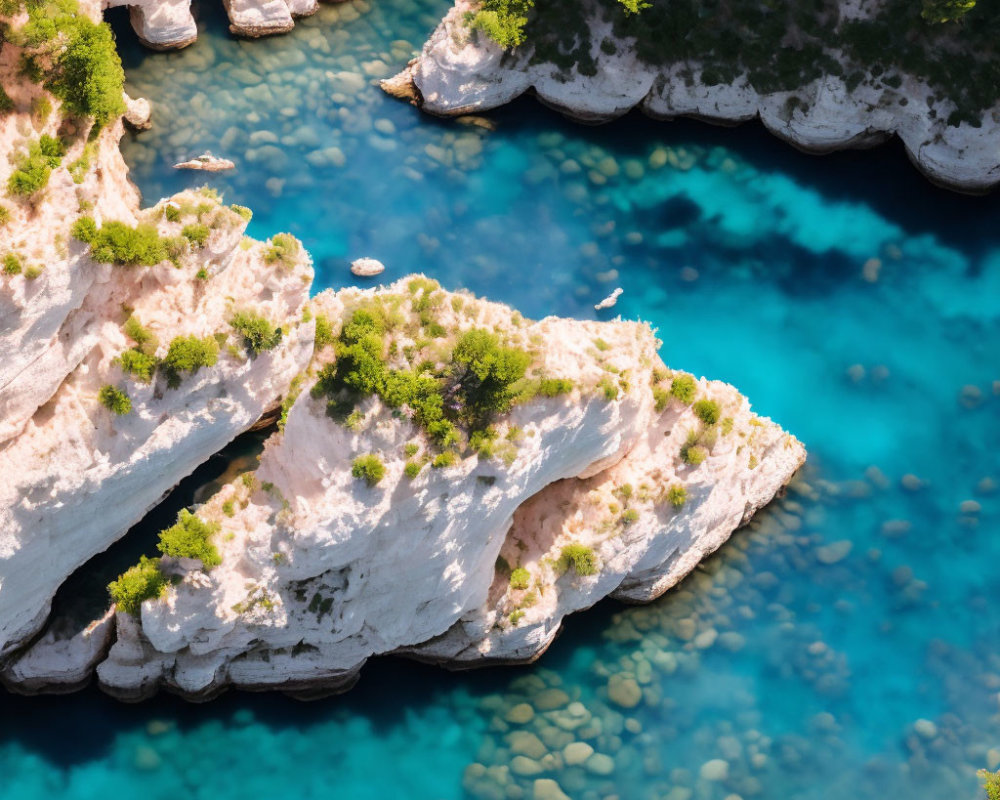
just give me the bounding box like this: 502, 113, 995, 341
385, 0, 1000, 193
0, 0, 804, 699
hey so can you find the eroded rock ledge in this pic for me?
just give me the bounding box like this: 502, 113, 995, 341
94, 278, 804, 701
385, 0, 1000, 193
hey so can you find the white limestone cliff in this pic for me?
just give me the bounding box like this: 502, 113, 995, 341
97, 279, 805, 700
385, 0, 1000, 193
0, 23, 314, 665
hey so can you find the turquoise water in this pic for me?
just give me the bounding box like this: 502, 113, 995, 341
2, 0, 1000, 797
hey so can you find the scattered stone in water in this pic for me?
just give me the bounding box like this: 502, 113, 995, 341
350, 257, 385, 277
914, 719, 938, 739
699, 758, 729, 781
562, 741, 594, 765
584, 752, 615, 775
133, 745, 161, 771
533, 778, 570, 800
607, 675, 642, 709
960, 500, 982, 514
816, 540, 853, 564
977, 477, 997, 495
594, 287, 622, 310
174, 153, 235, 171
532, 688, 570, 711
508, 731, 547, 759
901, 474, 924, 491
510, 755, 544, 776
506, 703, 535, 725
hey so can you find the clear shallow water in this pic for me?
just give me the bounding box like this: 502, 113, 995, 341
2, 0, 1000, 797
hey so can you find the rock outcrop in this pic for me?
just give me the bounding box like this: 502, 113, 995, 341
0, 13, 313, 666
96, 279, 805, 700
102, 0, 332, 49
386, 0, 1000, 193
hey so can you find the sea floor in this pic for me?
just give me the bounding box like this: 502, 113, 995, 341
1, 0, 999, 797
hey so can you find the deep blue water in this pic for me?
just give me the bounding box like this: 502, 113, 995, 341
2, 0, 999, 797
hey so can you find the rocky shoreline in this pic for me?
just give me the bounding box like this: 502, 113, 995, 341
384, 0, 1000, 194
0, 0, 804, 701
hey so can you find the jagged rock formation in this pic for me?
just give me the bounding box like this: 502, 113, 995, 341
385, 0, 1000, 193
0, 0, 806, 701
0, 11, 313, 670
96, 279, 805, 700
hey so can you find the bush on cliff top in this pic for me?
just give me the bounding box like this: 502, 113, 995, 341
351, 454, 386, 486
157, 509, 222, 568
108, 556, 167, 615
161, 335, 218, 388
230, 311, 283, 356
19, 0, 125, 124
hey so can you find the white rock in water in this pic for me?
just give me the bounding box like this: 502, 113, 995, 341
388, 0, 1000, 192
594, 287, 622, 310
96, 277, 805, 700
174, 153, 236, 171
351, 257, 386, 277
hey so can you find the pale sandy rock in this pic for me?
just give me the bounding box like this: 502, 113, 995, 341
174, 153, 237, 171
594, 287, 622, 310
389, 0, 1000, 192
104, 0, 198, 50
98, 279, 804, 700
350, 257, 385, 277
223, 0, 296, 38
123, 93, 153, 130
1, 609, 115, 693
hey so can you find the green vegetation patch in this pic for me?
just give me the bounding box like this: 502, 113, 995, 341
73, 217, 175, 266
666, 484, 687, 508
230, 311, 283, 356
351, 454, 386, 486
108, 556, 167, 616
156, 509, 222, 567
161, 335, 218, 388
98, 383, 131, 415
264, 233, 300, 267
558, 543, 598, 576
17, 0, 125, 124
509, 566, 531, 590
8, 135, 65, 197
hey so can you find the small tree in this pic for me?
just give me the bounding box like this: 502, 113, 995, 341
921, 0, 976, 23
108, 556, 167, 615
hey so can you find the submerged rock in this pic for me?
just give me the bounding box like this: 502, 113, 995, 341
350, 256, 386, 276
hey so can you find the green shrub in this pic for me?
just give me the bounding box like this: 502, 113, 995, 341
681, 439, 708, 466
979, 769, 1000, 800
452, 328, 531, 420
7, 136, 64, 197
22, 1, 125, 124
230, 311, 282, 356
181, 223, 209, 246
670, 374, 696, 404
538, 378, 573, 397
593, 338, 610, 351
510, 567, 531, 590
721, 417, 734, 435
164, 205, 181, 222
24, 264, 42, 279
108, 556, 167, 615
351, 454, 385, 486
98, 383, 131, 415
622, 508, 640, 525
117, 348, 158, 382
87, 221, 168, 266
31, 95, 51, 121
222, 500, 235, 517
264, 233, 299, 267
157, 509, 222, 567
161, 335, 218, 387
667, 484, 687, 508
314, 313, 334, 349
0, 204, 10, 224
432, 451, 458, 469
0, 85, 13, 113
693, 398, 721, 425
558, 543, 598, 576
71, 215, 97, 243
404, 442, 420, 457
124, 315, 158, 354
653, 386, 669, 413
599, 377, 618, 401
404, 460, 422, 479
3, 253, 22, 275
231, 204, 252, 222
921, 0, 975, 22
